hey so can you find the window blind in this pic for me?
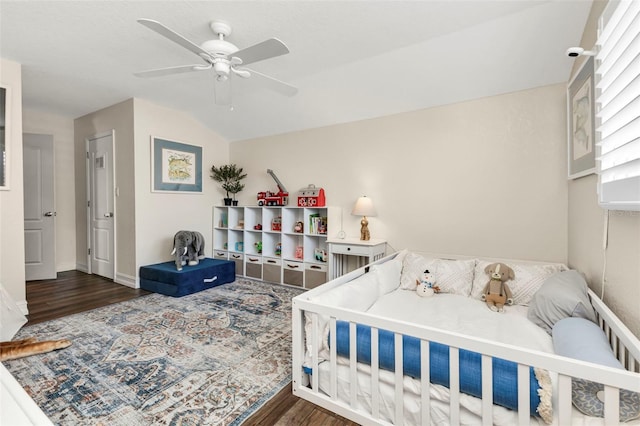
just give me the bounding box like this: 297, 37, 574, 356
595, 0, 640, 211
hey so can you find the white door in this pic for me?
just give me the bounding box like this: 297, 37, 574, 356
87, 132, 115, 280
23, 133, 56, 280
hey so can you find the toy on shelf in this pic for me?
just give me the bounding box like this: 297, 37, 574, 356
271, 217, 282, 231
257, 169, 289, 206
314, 248, 327, 262
275, 242, 282, 256
297, 184, 326, 207
236, 219, 244, 229
254, 241, 262, 253
235, 242, 244, 252
253, 224, 262, 230
295, 246, 304, 260
294, 221, 304, 233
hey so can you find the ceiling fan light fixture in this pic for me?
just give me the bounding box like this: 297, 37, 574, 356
213, 61, 230, 77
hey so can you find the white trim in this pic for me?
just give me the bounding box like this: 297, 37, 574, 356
115, 272, 137, 289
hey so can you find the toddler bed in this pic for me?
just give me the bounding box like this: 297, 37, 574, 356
291, 250, 640, 425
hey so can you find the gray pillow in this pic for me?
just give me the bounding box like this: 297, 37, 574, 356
527, 270, 597, 334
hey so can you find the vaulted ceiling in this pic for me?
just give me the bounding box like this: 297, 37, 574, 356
0, 1, 592, 141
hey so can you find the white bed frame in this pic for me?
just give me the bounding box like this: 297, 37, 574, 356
292, 252, 640, 425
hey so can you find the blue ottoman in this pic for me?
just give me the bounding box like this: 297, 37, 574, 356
139, 258, 235, 297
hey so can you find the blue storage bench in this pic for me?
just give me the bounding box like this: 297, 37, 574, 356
139, 258, 235, 297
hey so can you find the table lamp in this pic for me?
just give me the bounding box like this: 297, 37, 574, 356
351, 196, 376, 241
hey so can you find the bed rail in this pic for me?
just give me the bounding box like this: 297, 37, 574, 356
292, 268, 640, 425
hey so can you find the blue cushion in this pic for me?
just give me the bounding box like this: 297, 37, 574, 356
139, 258, 235, 297
553, 317, 640, 421
333, 321, 544, 417
553, 317, 622, 369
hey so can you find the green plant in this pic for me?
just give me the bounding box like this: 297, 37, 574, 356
210, 164, 247, 199
226, 180, 245, 200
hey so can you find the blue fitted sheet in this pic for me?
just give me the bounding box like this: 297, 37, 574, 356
333, 321, 542, 416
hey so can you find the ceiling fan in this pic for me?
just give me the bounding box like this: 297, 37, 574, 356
135, 18, 297, 105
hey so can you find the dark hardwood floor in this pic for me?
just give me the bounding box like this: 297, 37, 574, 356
24, 270, 358, 426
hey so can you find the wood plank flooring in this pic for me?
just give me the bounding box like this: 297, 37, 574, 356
23, 270, 358, 426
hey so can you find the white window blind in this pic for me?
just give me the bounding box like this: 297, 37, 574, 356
595, 0, 640, 211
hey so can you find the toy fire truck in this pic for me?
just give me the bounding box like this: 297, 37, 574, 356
257, 169, 289, 206
297, 184, 326, 207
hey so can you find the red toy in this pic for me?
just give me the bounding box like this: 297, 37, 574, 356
257, 169, 289, 206
297, 184, 326, 207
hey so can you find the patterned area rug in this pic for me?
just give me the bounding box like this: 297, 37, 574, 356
3, 279, 304, 425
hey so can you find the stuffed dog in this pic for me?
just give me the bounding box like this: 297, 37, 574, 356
0, 337, 72, 361
481, 262, 514, 312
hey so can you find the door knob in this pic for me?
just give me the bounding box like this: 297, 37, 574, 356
104, 212, 114, 218
43, 211, 56, 217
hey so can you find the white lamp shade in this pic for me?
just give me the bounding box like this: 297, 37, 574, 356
351, 196, 377, 217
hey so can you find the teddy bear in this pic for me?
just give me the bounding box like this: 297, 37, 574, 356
481, 262, 515, 312
416, 269, 440, 297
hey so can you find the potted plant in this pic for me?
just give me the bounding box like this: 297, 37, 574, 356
227, 180, 245, 205
210, 164, 247, 206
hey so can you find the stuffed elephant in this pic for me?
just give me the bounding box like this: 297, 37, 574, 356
171, 230, 205, 271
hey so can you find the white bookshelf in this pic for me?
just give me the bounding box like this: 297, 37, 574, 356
213, 205, 335, 289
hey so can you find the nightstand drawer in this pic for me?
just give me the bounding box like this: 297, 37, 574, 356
330, 244, 371, 256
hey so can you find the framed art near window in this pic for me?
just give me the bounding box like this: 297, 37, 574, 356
567, 56, 596, 179
151, 137, 202, 193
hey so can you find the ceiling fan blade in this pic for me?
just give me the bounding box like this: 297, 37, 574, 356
134, 64, 208, 78
214, 77, 232, 105
138, 18, 210, 58
246, 68, 298, 97
233, 38, 290, 66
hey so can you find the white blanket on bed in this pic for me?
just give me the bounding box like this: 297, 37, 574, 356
366, 290, 554, 354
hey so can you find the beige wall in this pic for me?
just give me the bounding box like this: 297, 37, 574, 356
567, 0, 640, 337
0, 58, 26, 311
23, 109, 76, 272
132, 98, 228, 274
74, 99, 136, 282
232, 83, 568, 263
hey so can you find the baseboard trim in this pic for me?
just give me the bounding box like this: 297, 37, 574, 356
115, 272, 138, 289
76, 262, 89, 273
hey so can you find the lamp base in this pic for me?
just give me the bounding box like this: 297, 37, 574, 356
360, 216, 370, 241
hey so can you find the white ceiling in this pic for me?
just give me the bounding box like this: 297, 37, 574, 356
0, 1, 592, 142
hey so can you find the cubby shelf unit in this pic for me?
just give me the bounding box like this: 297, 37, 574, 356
212, 206, 336, 289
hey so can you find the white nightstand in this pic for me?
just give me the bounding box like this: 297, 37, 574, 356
327, 238, 387, 279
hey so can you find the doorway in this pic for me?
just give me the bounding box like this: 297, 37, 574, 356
23, 133, 56, 281
86, 131, 115, 280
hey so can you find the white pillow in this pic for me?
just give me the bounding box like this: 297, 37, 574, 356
400, 252, 475, 296
371, 258, 402, 295
304, 271, 380, 364
471, 260, 567, 306
399, 251, 437, 290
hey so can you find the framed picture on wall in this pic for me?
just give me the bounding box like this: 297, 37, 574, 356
151, 137, 202, 193
567, 55, 596, 179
